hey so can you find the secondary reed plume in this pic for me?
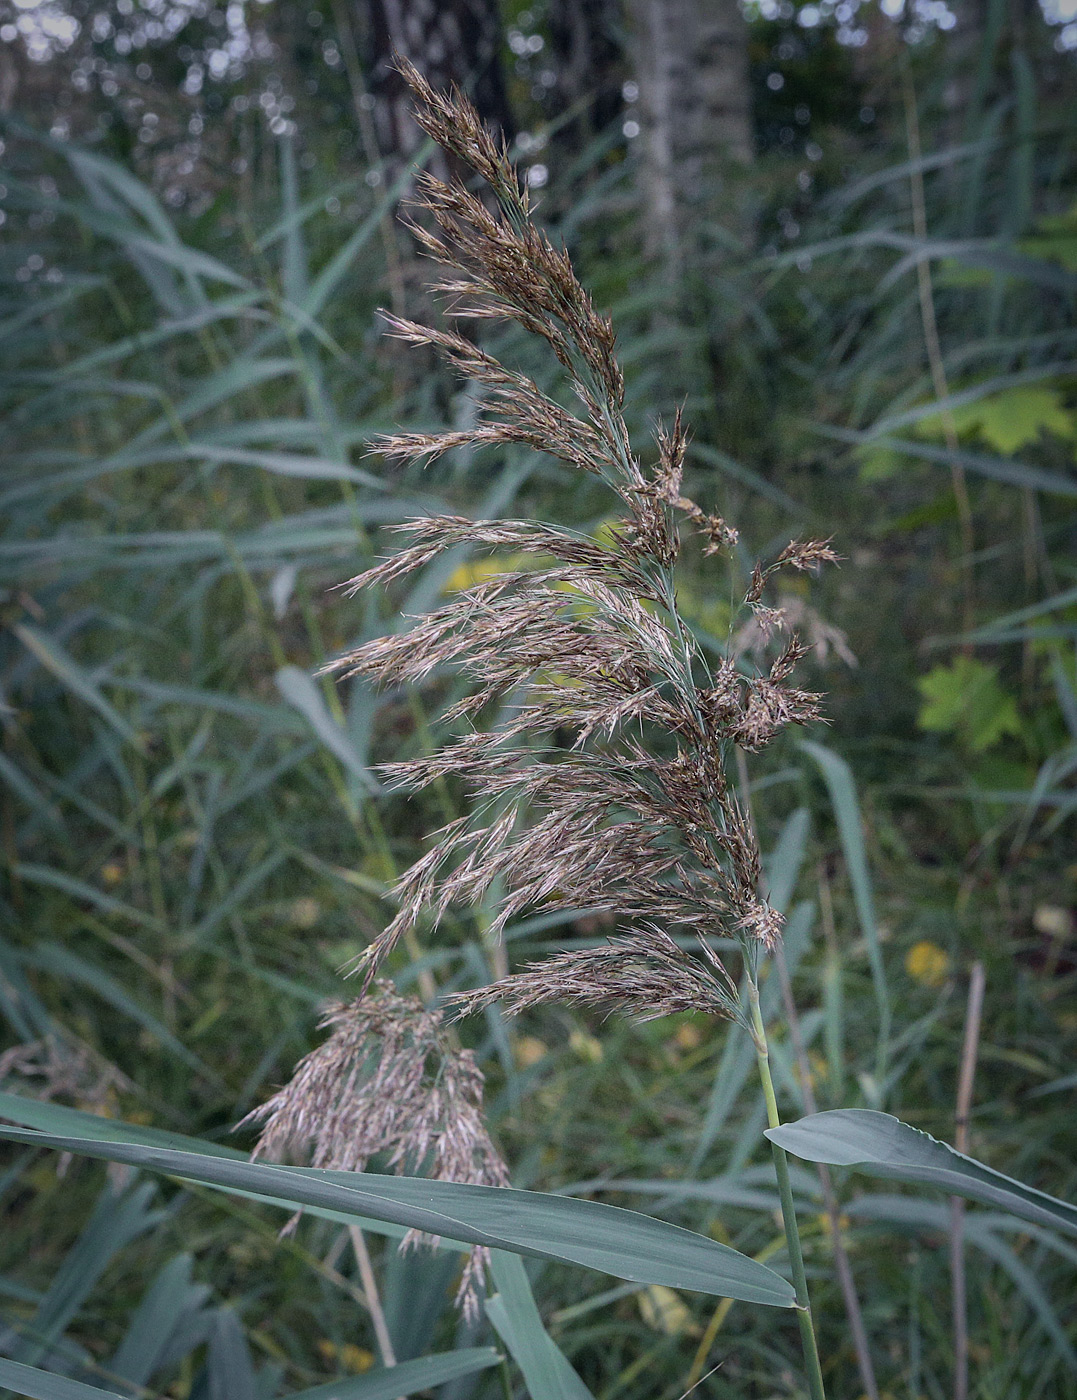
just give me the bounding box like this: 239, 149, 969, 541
327, 59, 837, 1028
242, 981, 507, 1318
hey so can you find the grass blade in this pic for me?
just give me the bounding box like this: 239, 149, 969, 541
0, 1358, 128, 1400
288, 1349, 502, 1400
801, 740, 891, 1091
0, 1114, 795, 1306
767, 1110, 1077, 1239
486, 1251, 594, 1400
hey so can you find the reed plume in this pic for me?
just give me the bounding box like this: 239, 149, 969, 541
327, 59, 837, 1028
256, 67, 836, 1364
241, 981, 507, 1318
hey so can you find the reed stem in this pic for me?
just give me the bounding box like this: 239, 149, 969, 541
748, 980, 828, 1400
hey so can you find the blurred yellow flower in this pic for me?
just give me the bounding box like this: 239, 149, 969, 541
674, 1022, 703, 1051
291, 897, 321, 929
569, 1029, 603, 1063
443, 554, 521, 593
514, 1035, 548, 1067
316, 1340, 375, 1373
638, 1283, 699, 1336
905, 940, 951, 988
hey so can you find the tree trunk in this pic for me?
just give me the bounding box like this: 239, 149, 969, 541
363, 0, 513, 162
625, 0, 753, 274
546, 0, 625, 152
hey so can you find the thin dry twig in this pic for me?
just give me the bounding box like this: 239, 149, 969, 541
951, 960, 987, 1400
349, 1226, 398, 1369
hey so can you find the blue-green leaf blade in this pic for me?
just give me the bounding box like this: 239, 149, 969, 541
0, 1117, 794, 1306
0, 1356, 128, 1399
766, 1109, 1077, 1239
486, 1253, 594, 1400
287, 1349, 502, 1400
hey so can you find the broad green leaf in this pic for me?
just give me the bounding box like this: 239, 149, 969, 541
486, 1252, 594, 1400
820, 421, 1077, 498
766, 1109, 1077, 1239
869, 363, 1077, 439
0, 1358, 127, 1400
917, 656, 1021, 752
913, 384, 1075, 454
287, 1349, 502, 1400
0, 1115, 795, 1306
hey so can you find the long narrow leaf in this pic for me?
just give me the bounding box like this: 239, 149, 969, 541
288, 1349, 502, 1400
767, 1109, 1077, 1239
801, 740, 890, 1086
486, 1252, 594, 1400
0, 1358, 127, 1400
0, 1116, 795, 1306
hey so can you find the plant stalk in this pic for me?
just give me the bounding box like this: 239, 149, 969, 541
748, 981, 828, 1400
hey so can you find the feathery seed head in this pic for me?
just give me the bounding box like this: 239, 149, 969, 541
329, 66, 838, 1023
241, 982, 507, 1319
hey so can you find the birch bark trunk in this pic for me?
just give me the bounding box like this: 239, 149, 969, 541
626, 0, 754, 275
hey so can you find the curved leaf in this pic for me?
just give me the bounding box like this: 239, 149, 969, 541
0, 1113, 793, 1307
766, 1109, 1077, 1239
288, 1349, 502, 1400
486, 1252, 594, 1400
0, 1357, 127, 1400
0, 1345, 501, 1400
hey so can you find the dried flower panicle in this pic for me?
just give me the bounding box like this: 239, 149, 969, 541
241, 982, 507, 1318
460, 928, 741, 1023
326, 68, 839, 1029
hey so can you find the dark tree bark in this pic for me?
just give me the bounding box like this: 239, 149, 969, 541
546, 0, 625, 150
364, 0, 514, 159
